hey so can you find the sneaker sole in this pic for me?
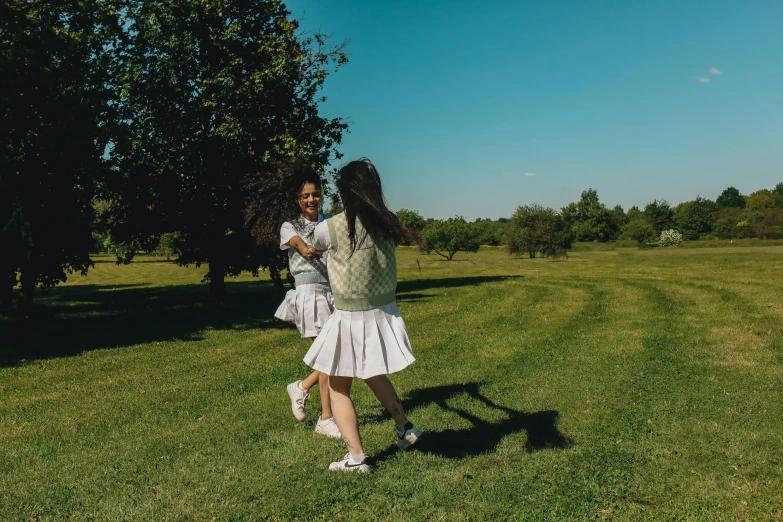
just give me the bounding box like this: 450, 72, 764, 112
328, 463, 372, 473
315, 428, 342, 439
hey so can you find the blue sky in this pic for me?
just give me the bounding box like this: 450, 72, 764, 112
286, 0, 783, 219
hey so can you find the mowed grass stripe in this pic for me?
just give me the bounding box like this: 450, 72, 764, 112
610, 277, 783, 519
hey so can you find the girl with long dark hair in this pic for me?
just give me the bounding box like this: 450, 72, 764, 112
304, 158, 421, 472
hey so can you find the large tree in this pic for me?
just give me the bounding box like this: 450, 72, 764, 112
106, 0, 347, 297
421, 217, 480, 260
643, 199, 674, 235
674, 196, 717, 240
1, 0, 120, 304
716, 187, 746, 209
561, 189, 620, 242
507, 204, 571, 259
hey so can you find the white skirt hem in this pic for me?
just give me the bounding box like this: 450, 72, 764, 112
274, 283, 334, 338
303, 302, 415, 378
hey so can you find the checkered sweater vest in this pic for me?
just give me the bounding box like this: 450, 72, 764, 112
326, 213, 397, 311
287, 216, 329, 287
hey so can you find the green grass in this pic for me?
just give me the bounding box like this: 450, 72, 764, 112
2, 248, 782, 520
571, 238, 783, 251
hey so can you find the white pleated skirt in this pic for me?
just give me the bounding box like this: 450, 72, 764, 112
303, 302, 415, 379
274, 283, 334, 338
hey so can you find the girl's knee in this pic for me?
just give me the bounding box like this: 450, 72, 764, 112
329, 375, 353, 394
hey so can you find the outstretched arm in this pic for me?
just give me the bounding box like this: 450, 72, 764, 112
286, 235, 322, 261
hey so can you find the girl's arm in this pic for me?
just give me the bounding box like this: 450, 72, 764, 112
286, 235, 322, 261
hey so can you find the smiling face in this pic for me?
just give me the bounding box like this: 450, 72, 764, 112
297, 182, 322, 221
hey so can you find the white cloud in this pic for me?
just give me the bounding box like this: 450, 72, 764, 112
500, 171, 536, 177
709, 68, 723, 75
697, 77, 711, 83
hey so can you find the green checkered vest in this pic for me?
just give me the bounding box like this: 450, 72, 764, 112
326, 213, 397, 311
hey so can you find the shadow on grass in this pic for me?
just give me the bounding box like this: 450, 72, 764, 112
369, 382, 571, 465
396, 275, 522, 302
1, 275, 521, 367
0, 280, 290, 367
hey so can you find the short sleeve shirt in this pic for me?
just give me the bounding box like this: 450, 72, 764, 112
313, 221, 331, 251
280, 214, 326, 250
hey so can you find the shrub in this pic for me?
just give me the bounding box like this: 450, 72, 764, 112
658, 229, 683, 247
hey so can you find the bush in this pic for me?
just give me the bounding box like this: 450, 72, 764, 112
621, 219, 655, 248
658, 229, 683, 247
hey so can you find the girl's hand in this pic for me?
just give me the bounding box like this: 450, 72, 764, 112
304, 244, 322, 262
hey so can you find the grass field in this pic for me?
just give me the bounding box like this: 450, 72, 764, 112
2, 247, 782, 520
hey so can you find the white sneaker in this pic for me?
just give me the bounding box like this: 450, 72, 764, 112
328, 453, 371, 473
286, 381, 309, 421
314, 417, 342, 438
395, 421, 421, 449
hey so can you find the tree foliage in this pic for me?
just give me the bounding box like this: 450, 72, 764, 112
1, 0, 121, 304
740, 189, 783, 239
716, 187, 746, 209
104, 0, 347, 297
473, 218, 506, 246
674, 197, 717, 240
561, 189, 621, 242
396, 209, 426, 246
643, 199, 674, 235
621, 219, 655, 248
420, 217, 480, 260
507, 204, 572, 259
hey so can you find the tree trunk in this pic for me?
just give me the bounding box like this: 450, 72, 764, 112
1, 272, 15, 305
208, 257, 226, 300
19, 270, 36, 306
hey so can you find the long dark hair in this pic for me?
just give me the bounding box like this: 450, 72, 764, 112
244, 158, 323, 246
335, 158, 417, 255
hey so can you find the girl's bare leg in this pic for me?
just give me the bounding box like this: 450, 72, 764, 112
300, 336, 333, 419
364, 375, 407, 425
318, 372, 333, 419
301, 370, 320, 391
329, 375, 364, 455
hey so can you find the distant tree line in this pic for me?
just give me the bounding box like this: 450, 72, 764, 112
396, 182, 783, 260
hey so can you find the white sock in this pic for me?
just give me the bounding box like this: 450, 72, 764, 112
348, 453, 366, 465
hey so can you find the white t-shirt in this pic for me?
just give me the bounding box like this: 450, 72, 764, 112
313, 221, 331, 251
280, 214, 326, 250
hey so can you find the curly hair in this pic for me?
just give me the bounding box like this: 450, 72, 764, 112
244, 158, 323, 247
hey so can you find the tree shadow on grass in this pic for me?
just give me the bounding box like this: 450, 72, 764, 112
0, 280, 291, 367
396, 275, 522, 302
0, 275, 522, 367
368, 382, 572, 465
